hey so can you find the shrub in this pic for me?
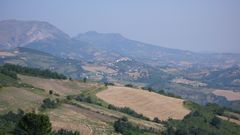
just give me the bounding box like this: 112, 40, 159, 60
41, 98, 59, 109
49, 90, 53, 95
107, 104, 149, 120
124, 84, 134, 87
51, 129, 80, 135
153, 117, 161, 123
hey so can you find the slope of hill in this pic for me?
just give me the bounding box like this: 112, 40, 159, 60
97, 86, 190, 120
0, 47, 85, 79
0, 20, 70, 50
202, 66, 240, 90
0, 64, 164, 134
74, 31, 240, 68
0, 64, 240, 135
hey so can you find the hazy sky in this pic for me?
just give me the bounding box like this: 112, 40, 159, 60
1, 0, 240, 53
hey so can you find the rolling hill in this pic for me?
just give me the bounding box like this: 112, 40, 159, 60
0, 64, 240, 135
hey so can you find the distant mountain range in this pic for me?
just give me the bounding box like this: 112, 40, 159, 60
1, 20, 240, 68
1, 19, 240, 109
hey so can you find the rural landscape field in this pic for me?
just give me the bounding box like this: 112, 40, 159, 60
1, 0, 240, 135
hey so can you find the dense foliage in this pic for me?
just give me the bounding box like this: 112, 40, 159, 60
14, 113, 52, 135
108, 104, 150, 120
0, 73, 17, 88
114, 117, 154, 135
2, 64, 67, 79
0, 111, 80, 135
41, 98, 60, 109
0, 110, 24, 135
162, 102, 240, 135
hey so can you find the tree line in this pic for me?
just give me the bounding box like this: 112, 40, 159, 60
0, 63, 67, 80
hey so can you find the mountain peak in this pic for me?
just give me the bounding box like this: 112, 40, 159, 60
0, 20, 70, 50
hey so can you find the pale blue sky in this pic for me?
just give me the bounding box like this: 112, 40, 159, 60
1, 0, 240, 53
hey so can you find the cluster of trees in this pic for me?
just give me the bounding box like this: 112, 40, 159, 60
124, 84, 134, 87
142, 87, 182, 99
162, 102, 240, 135
41, 98, 60, 109
0, 72, 17, 88
0, 111, 80, 135
0, 109, 24, 134
2, 64, 67, 79
114, 117, 154, 135
108, 104, 150, 121
104, 82, 115, 86
51, 129, 80, 135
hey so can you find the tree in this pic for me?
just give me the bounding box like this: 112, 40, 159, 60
49, 90, 53, 95
14, 113, 51, 135
83, 77, 87, 83
153, 117, 161, 123
210, 117, 221, 128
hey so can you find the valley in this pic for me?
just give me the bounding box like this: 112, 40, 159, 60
0, 19, 240, 135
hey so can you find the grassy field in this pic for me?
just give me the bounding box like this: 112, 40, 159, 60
19, 75, 100, 96
97, 86, 190, 120
0, 87, 44, 114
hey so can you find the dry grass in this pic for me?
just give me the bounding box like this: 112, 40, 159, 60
0, 87, 44, 113
97, 86, 190, 120
212, 90, 240, 101
19, 75, 99, 96
218, 115, 240, 125
49, 104, 115, 135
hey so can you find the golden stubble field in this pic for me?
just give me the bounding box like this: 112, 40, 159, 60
212, 90, 240, 101
97, 86, 190, 120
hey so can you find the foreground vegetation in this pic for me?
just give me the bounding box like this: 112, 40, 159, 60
162, 102, 240, 135
0, 64, 240, 135
0, 111, 80, 135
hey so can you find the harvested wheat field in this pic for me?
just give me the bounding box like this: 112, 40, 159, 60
97, 86, 190, 121
212, 90, 240, 101
49, 104, 115, 135
19, 75, 100, 96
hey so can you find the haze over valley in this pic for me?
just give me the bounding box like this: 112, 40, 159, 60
1, 1, 240, 135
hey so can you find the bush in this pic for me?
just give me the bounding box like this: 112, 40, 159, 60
153, 117, 161, 123
108, 104, 149, 120
83, 77, 87, 83
51, 129, 80, 135
104, 82, 115, 86
41, 98, 59, 109
210, 117, 221, 128
49, 90, 53, 95
124, 84, 134, 87
113, 117, 153, 135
